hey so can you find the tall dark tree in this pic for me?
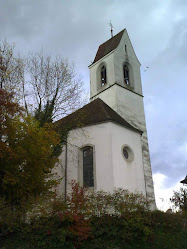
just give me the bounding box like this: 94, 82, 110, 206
0, 89, 60, 210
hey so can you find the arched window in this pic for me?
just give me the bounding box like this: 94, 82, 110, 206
101, 65, 107, 86
83, 146, 94, 187
123, 64, 130, 85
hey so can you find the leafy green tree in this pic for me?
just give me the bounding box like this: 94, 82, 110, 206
0, 89, 60, 210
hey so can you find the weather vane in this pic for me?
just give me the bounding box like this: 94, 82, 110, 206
109, 20, 113, 38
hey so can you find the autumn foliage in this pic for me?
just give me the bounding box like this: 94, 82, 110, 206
1, 181, 187, 249
0, 89, 22, 157
57, 182, 92, 247
0, 89, 60, 210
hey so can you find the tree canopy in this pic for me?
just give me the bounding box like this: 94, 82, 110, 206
0, 89, 60, 209
0, 39, 85, 124
170, 187, 187, 215
0, 38, 86, 212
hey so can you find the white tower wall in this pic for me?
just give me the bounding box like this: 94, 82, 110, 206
89, 29, 156, 208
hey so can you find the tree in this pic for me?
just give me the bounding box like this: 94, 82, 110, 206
0, 89, 60, 210
0, 40, 85, 210
0, 39, 85, 125
0, 39, 23, 94
170, 187, 187, 214
26, 51, 84, 125
0, 38, 84, 123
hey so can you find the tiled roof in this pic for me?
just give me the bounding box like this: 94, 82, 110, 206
93, 29, 125, 64
55, 98, 142, 134
180, 176, 187, 184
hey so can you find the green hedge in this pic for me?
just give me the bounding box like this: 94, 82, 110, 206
1, 211, 186, 249
1, 184, 186, 249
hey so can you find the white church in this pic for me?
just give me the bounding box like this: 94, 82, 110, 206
56, 29, 156, 208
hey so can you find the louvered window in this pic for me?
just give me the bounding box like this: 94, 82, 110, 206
123, 65, 130, 85
101, 66, 107, 86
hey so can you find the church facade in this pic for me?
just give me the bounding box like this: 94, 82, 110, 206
57, 29, 156, 208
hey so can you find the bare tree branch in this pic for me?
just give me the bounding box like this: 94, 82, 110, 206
0, 40, 87, 125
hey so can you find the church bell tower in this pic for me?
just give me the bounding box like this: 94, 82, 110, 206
88, 29, 156, 208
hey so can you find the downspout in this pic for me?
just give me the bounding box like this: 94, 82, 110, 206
64, 133, 68, 199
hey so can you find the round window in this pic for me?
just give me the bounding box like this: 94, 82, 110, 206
122, 145, 134, 162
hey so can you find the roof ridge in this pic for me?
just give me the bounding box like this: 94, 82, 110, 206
98, 29, 125, 48
93, 29, 125, 64
55, 98, 143, 134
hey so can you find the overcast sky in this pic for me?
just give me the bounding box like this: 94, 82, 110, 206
1, 0, 186, 210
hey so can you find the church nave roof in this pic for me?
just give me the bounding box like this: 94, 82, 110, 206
55, 98, 142, 134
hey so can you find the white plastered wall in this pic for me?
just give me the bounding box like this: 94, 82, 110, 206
57, 122, 146, 196
90, 52, 115, 98
113, 29, 143, 95
110, 122, 146, 195
58, 123, 114, 194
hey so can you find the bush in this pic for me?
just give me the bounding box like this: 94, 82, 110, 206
0, 183, 187, 249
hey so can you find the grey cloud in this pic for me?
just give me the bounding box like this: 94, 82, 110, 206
142, 13, 187, 190
152, 151, 187, 188
0, 0, 50, 39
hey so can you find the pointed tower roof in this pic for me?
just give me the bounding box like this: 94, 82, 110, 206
93, 29, 125, 64
180, 175, 187, 184
55, 98, 142, 134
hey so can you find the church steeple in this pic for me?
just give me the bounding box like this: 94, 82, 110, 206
89, 29, 156, 209
89, 29, 143, 101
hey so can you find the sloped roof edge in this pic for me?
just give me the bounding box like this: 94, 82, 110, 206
55, 98, 143, 135
180, 175, 187, 184
92, 29, 125, 64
